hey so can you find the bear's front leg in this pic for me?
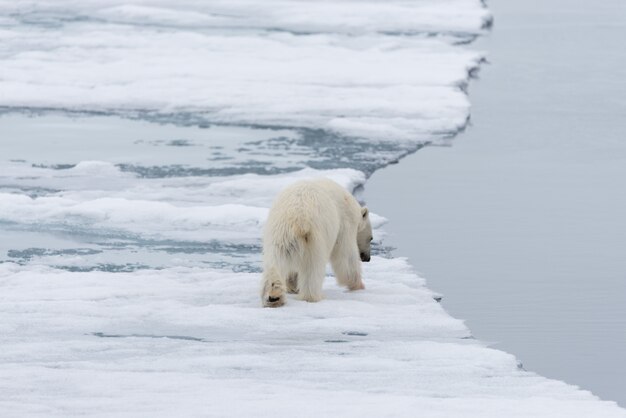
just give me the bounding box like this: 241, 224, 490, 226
330, 246, 365, 291
261, 267, 286, 308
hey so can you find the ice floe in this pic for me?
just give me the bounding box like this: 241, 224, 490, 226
0, 0, 486, 142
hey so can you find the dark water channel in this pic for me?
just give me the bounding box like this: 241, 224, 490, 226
366, 0, 626, 406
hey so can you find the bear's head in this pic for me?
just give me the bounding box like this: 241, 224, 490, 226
357, 207, 373, 262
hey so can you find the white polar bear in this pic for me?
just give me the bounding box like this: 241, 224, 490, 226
261, 178, 373, 307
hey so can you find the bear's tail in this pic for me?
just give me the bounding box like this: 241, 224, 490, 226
273, 218, 312, 263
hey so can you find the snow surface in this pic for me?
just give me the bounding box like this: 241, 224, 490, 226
1, 0, 625, 416
0, 0, 487, 142
2, 257, 625, 417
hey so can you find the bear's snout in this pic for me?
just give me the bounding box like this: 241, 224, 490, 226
360, 253, 371, 262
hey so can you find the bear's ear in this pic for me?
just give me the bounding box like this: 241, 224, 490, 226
361, 207, 369, 219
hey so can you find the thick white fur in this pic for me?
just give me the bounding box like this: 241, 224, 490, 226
261, 178, 369, 307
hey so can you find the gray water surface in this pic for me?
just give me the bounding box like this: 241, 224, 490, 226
366, 0, 626, 406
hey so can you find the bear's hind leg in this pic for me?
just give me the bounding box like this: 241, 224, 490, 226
261, 266, 286, 308
331, 246, 365, 291
286, 273, 298, 294
296, 258, 326, 303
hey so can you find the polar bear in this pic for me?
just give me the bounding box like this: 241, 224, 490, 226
261, 178, 373, 307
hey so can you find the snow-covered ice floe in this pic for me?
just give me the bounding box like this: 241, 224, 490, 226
0, 0, 487, 142
2, 258, 625, 417
0, 0, 625, 416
